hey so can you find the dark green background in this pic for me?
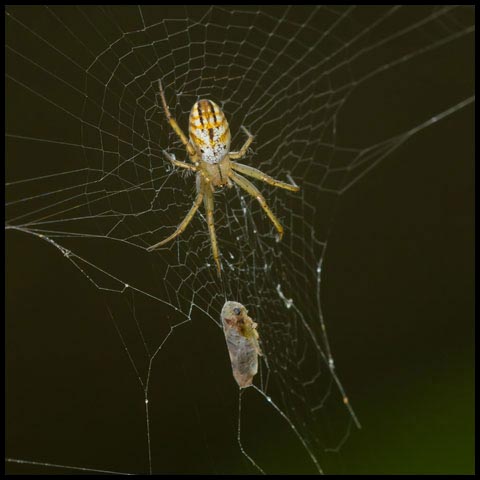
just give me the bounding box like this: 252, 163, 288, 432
6, 6, 474, 475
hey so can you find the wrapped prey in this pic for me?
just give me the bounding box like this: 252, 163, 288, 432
221, 301, 262, 388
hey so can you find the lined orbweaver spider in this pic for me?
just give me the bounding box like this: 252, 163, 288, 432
147, 80, 300, 274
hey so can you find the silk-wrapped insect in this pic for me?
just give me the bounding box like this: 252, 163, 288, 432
221, 301, 262, 388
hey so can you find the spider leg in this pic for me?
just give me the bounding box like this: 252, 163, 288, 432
147, 187, 204, 251
230, 171, 284, 241
231, 162, 299, 192
229, 126, 254, 159
163, 150, 197, 171
203, 186, 222, 275
158, 79, 196, 158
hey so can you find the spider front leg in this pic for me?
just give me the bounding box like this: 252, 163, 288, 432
231, 162, 299, 192
229, 126, 254, 159
230, 171, 284, 241
147, 185, 204, 252
203, 186, 222, 275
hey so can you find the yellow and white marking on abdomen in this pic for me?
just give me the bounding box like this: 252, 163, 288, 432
189, 99, 231, 164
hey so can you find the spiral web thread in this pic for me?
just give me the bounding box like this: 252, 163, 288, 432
5, 5, 474, 474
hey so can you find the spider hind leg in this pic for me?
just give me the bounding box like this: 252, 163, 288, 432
229, 126, 254, 160
158, 79, 196, 158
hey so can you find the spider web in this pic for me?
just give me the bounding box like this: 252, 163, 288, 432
5, 5, 474, 475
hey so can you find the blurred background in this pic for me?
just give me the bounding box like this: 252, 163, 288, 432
6, 6, 474, 475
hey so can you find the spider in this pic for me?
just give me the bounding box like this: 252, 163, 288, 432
147, 80, 300, 274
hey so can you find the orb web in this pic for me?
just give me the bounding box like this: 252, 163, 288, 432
5, 5, 474, 474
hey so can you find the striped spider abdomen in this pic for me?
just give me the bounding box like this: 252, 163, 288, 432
189, 99, 231, 164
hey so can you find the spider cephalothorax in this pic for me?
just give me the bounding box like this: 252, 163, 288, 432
147, 80, 300, 275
